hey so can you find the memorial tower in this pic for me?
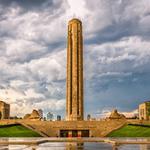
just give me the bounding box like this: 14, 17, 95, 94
66, 18, 84, 121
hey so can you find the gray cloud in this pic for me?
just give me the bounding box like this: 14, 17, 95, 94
0, 0, 53, 11
83, 0, 150, 44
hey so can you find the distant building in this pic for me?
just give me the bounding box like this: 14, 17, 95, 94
87, 114, 91, 120
57, 115, 61, 121
47, 112, 53, 121
38, 109, 43, 119
0, 101, 10, 119
139, 101, 150, 120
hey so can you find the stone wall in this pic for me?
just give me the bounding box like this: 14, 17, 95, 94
0, 101, 10, 119
0, 119, 126, 137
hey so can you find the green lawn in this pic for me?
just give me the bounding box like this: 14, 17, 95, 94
107, 124, 150, 137
0, 124, 41, 137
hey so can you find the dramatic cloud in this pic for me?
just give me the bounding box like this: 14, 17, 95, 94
0, 0, 150, 118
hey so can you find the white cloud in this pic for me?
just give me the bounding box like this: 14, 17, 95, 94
4, 38, 47, 61
25, 49, 66, 81
66, 0, 89, 19
122, 109, 138, 118
0, 86, 65, 117
35, 99, 65, 111
85, 36, 150, 80
0, 87, 44, 103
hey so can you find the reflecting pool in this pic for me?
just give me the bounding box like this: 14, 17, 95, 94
0, 138, 150, 150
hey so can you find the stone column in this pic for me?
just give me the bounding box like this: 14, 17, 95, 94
66, 18, 84, 121
77, 130, 82, 137
68, 131, 72, 137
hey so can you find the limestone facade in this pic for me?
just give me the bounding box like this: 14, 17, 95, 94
66, 18, 84, 121
0, 119, 126, 137
139, 101, 150, 120
0, 101, 10, 119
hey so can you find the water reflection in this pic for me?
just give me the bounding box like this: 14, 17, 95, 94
140, 144, 150, 150
117, 144, 150, 150
0, 145, 30, 150
0, 138, 8, 150
66, 143, 84, 150
0, 141, 150, 150
33, 142, 112, 150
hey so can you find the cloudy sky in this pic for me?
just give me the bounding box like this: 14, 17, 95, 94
0, 0, 150, 118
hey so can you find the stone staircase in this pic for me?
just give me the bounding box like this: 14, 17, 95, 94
19, 122, 49, 137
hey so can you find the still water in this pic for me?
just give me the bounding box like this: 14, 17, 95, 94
0, 142, 150, 150
0, 138, 150, 150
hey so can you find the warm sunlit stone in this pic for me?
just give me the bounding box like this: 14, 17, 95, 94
66, 18, 84, 121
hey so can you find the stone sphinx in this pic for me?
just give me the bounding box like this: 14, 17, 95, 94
109, 109, 126, 119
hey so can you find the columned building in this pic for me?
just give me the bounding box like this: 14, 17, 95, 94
66, 18, 84, 121
139, 101, 150, 120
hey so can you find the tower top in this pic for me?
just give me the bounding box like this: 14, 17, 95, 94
68, 18, 82, 24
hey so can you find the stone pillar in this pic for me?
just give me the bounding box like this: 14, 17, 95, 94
66, 18, 84, 121
1, 108, 4, 119
68, 131, 72, 137
77, 130, 82, 137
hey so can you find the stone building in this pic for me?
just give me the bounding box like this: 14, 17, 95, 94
57, 115, 61, 121
0, 101, 10, 119
139, 101, 150, 120
87, 114, 91, 120
47, 112, 54, 121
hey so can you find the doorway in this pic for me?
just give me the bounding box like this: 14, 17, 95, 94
60, 130, 89, 137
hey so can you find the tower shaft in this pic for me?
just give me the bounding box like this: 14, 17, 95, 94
66, 19, 84, 121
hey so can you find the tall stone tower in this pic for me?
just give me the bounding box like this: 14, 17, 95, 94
66, 18, 84, 121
